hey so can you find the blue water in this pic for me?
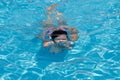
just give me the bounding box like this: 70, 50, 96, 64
0, 0, 120, 80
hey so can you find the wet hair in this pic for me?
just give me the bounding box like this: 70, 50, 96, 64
51, 30, 68, 41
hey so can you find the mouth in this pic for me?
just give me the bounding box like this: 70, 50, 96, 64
56, 41, 69, 47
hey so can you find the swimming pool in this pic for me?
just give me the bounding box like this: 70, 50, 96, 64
0, 0, 120, 80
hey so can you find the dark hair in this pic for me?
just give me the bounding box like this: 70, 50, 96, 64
51, 30, 68, 41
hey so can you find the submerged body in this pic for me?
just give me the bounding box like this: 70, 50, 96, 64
38, 4, 79, 53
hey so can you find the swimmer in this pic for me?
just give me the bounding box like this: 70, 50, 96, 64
37, 4, 79, 52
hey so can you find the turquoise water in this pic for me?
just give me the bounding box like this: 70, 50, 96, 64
0, 0, 120, 80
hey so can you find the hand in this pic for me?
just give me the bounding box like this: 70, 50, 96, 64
70, 34, 78, 41
43, 41, 51, 47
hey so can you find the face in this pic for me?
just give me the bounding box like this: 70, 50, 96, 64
54, 34, 68, 43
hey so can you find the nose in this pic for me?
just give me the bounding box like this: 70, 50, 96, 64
59, 39, 67, 42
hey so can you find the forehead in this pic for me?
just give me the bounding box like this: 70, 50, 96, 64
55, 34, 67, 39
57, 34, 67, 37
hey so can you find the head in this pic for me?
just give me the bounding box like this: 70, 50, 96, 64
51, 30, 69, 43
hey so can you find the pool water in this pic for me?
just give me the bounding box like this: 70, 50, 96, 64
0, 0, 120, 80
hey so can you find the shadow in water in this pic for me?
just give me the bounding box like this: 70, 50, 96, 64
35, 44, 68, 69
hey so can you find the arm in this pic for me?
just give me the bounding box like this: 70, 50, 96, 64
43, 41, 54, 47
37, 34, 53, 47
70, 33, 78, 41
